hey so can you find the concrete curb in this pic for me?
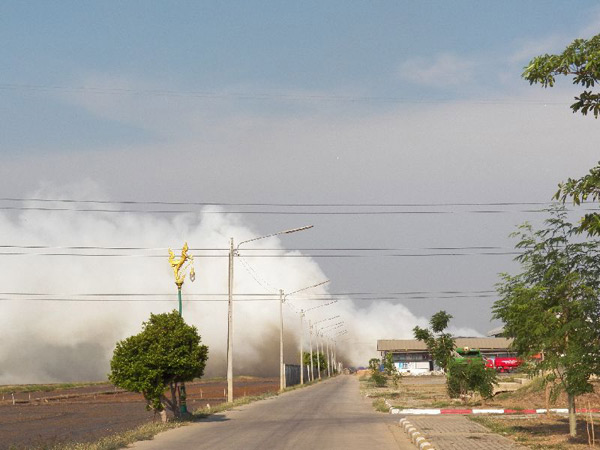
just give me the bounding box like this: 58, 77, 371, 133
398, 418, 434, 450
390, 407, 600, 415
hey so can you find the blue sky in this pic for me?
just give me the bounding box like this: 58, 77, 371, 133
3, 2, 597, 95
1, 2, 600, 347
3, 1, 599, 156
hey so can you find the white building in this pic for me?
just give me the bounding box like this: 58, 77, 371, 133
377, 337, 514, 374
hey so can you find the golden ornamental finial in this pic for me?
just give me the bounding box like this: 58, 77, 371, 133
168, 242, 195, 289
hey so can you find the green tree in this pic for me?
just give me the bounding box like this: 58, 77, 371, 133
447, 358, 497, 400
303, 352, 327, 373
413, 310, 456, 372
383, 353, 401, 387
523, 33, 600, 118
554, 163, 600, 236
493, 208, 600, 437
368, 357, 380, 372
368, 357, 386, 387
109, 311, 208, 422
522, 33, 600, 235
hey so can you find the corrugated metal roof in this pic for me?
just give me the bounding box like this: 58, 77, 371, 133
376, 337, 513, 352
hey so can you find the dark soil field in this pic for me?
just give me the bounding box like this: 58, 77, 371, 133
0, 377, 279, 449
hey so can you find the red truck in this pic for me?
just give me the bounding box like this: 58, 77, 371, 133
485, 356, 522, 373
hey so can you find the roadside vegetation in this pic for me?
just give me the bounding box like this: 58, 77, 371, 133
109, 311, 209, 422
414, 310, 498, 402
477, 31, 600, 445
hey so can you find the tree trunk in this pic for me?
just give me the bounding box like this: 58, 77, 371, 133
159, 409, 167, 423
170, 382, 180, 419
568, 392, 577, 438
545, 382, 550, 417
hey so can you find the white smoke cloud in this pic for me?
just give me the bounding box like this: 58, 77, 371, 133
0, 184, 479, 383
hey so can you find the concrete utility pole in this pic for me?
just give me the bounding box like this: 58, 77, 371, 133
309, 320, 314, 381
316, 332, 321, 379
312, 316, 340, 380
279, 289, 285, 391
279, 280, 328, 388
300, 310, 304, 385
333, 340, 337, 373
227, 238, 234, 403
302, 300, 338, 381
226, 225, 313, 403
326, 339, 331, 377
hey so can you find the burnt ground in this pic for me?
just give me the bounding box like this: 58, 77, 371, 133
0, 377, 279, 449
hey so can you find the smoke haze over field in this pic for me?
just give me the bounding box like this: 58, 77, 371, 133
0, 186, 480, 383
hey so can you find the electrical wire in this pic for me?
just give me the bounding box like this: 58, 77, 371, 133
0, 83, 572, 105
0, 251, 521, 258
0, 197, 577, 207
0, 205, 590, 215
0, 294, 498, 302
0, 244, 515, 251
0, 290, 496, 296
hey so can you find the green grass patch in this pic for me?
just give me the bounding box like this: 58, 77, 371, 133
469, 415, 515, 435
372, 398, 389, 413
367, 391, 401, 399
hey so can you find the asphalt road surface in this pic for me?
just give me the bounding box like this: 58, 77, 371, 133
132, 375, 413, 450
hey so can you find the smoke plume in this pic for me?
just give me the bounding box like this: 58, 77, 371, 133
0, 185, 477, 383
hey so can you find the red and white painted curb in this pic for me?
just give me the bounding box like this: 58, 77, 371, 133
390, 407, 600, 415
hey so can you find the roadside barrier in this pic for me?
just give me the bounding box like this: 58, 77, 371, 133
398, 418, 434, 450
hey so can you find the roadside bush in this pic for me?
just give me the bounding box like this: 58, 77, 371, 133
368, 357, 387, 387
372, 398, 389, 412
447, 359, 498, 400
371, 371, 387, 387
109, 311, 208, 422
383, 353, 401, 387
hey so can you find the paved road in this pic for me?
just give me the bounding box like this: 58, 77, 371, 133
132, 375, 413, 450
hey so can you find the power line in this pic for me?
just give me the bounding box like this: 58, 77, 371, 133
0, 245, 514, 251
0, 294, 497, 302
0, 197, 572, 207
0, 205, 580, 215
0, 289, 496, 296
0, 251, 520, 257
0, 83, 571, 105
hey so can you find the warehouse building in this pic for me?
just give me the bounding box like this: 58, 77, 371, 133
377, 337, 514, 374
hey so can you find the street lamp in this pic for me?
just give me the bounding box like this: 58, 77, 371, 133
280, 280, 329, 389
226, 225, 313, 402
167, 242, 196, 414
318, 323, 344, 377
313, 316, 340, 379
303, 300, 337, 382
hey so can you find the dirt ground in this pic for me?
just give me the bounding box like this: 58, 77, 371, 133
471, 415, 600, 449
0, 377, 279, 450
381, 375, 600, 410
